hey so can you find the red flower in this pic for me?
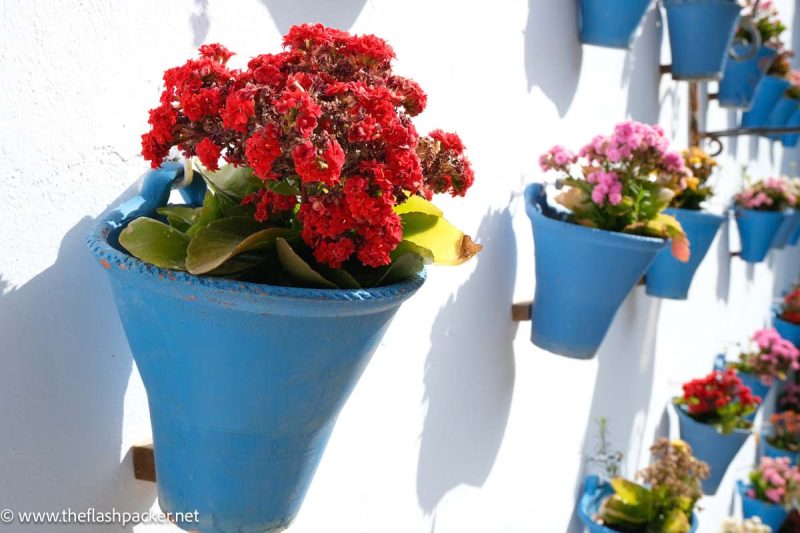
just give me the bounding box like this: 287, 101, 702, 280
245, 125, 282, 180
198, 43, 234, 64
221, 90, 255, 133
195, 137, 222, 170
242, 189, 297, 223
291, 139, 345, 186
182, 87, 224, 121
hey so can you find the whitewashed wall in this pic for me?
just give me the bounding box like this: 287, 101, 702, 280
0, 1, 799, 531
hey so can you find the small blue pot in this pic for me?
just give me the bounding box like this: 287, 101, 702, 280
738, 481, 790, 531
774, 314, 800, 346
735, 209, 786, 263
578, 0, 653, 49
663, 0, 741, 81
718, 45, 779, 109
772, 210, 800, 249
761, 435, 800, 464
646, 208, 725, 300
766, 96, 800, 140
743, 76, 792, 128
524, 184, 666, 359
675, 405, 750, 494
782, 109, 800, 147
88, 165, 425, 533
578, 475, 698, 533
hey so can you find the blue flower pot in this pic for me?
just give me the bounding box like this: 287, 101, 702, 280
718, 45, 779, 109
663, 0, 741, 81
761, 434, 799, 464
766, 96, 800, 140
735, 209, 786, 263
88, 165, 425, 533
675, 405, 750, 494
578, 475, 698, 532
781, 109, 800, 147
774, 314, 800, 346
771, 210, 800, 249
578, 0, 653, 49
524, 183, 666, 359
738, 481, 790, 531
789, 213, 800, 245
646, 208, 725, 300
743, 76, 792, 128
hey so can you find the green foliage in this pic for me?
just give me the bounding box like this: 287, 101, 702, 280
118, 218, 190, 270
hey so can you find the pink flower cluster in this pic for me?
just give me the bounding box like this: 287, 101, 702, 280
587, 170, 622, 205
538, 145, 576, 172
748, 456, 800, 505
736, 177, 797, 210
745, 327, 800, 385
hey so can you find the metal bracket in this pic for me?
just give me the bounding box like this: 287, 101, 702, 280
132, 443, 156, 482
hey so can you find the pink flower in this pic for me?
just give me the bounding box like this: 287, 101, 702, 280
766, 487, 785, 503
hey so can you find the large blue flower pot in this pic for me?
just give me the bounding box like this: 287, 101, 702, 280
743, 76, 792, 128
88, 165, 425, 533
782, 109, 800, 147
578, 475, 698, 532
735, 209, 786, 263
761, 434, 799, 464
772, 210, 800, 249
663, 0, 740, 81
718, 45, 779, 109
646, 208, 724, 300
738, 481, 790, 531
524, 183, 666, 359
578, 0, 653, 49
675, 405, 750, 494
774, 314, 800, 346
766, 96, 800, 140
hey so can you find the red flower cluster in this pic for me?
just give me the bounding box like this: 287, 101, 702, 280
781, 286, 800, 325
681, 369, 761, 416
141, 24, 474, 268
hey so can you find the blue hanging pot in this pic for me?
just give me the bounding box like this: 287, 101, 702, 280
718, 45, 779, 109
675, 405, 750, 494
735, 208, 785, 263
761, 434, 799, 464
774, 313, 800, 346
577, 475, 699, 533
578, 0, 653, 49
781, 109, 800, 147
738, 481, 790, 531
771, 210, 800, 249
789, 213, 800, 245
766, 96, 800, 140
663, 0, 741, 81
524, 183, 666, 359
645, 208, 724, 300
88, 166, 425, 533
742, 76, 792, 128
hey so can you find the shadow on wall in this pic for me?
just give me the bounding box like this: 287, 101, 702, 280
259, 0, 367, 34
524, 0, 582, 117
0, 204, 156, 532
565, 290, 662, 533
416, 209, 517, 515
190, 0, 210, 46
623, 7, 663, 123
716, 221, 732, 303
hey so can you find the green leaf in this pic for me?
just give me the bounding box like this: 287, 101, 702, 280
186, 216, 294, 275
657, 508, 691, 533
610, 478, 653, 506
264, 178, 301, 197
391, 239, 434, 264
374, 252, 424, 286
198, 164, 262, 201
394, 195, 444, 217
186, 191, 223, 238
400, 212, 481, 265
275, 238, 338, 289
119, 218, 190, 270
157, 206, 199, 227
316, 267, 361, 289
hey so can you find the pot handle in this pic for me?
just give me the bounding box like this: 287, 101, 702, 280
729, 16, 762, 62
106, 161, 207, 230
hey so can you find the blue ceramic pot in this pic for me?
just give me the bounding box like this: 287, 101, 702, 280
663, 0, 740, 81
88, 165, 425, 533
735, 209, 785, 263
646, 208, 725, 300
675, 405, 750, 494
766, 96, 800, 140
789, 213, 800, 245
718, 45, 779, 109
524, 183, 666, 359
774, 314, 800, 346
743, 76, 792, 128
761, 434, 799, 464
772, 210, 800, 249
782, 109, 800, 147
578, 475, 698, 533
738, 481, 790, 531
578, 0, 653, 49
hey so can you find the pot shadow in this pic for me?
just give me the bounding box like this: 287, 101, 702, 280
0, 200, 156, 530
566, 289, 661, 532
189, 0, 210, 46
524, 0, 582, 117
415, 209, 517, 515
258, 0, 367, 34
716, 220, 732, 302
623, 6, 662, 123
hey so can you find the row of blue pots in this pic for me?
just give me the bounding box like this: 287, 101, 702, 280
741, 76, 800, 147
578, 0, 741, 81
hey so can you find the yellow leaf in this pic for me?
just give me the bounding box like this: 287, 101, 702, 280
400, 212, 482, 265
394, 195, 443, 217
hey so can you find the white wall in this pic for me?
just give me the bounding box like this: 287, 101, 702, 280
1, 0, 799, 531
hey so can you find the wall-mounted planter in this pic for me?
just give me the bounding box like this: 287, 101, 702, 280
742, 76, 792, 128
675, 405, 750, 494
88, 166, 425, 533
718, 45, 779, 109
577, 475, 698, 533
524, 184, 666, 359
645, 208, 724, 300
663, 0, 741, 80
734, 208, 785, 263
578, 0, 653, 49
781, 109, 800, 148
738, 481, 790, 532
766, 96, 800, 140
774, 313, 800, 346
789, 215, 800, 246
761, 435, 799, 464
771, 210, 800, 249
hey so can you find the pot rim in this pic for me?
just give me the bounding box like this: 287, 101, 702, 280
672, 401, 754, 436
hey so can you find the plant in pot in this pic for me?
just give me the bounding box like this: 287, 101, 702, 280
738, 456, 800, 531
734, 177, 796, 262
728, 327, 800, 406
763, 412, 800, 464
89, 25, 481, 533
766, 71, 800, 142
673, 369, 760, 493
646, 147, 725, 300
577, 0, 653, 49
531, 121, 689, 359
718, 0, 786, 109
775, 285, 800, 345
662, 0, 741, 80
743, 51, 793, 128
579, 438, 708, 533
